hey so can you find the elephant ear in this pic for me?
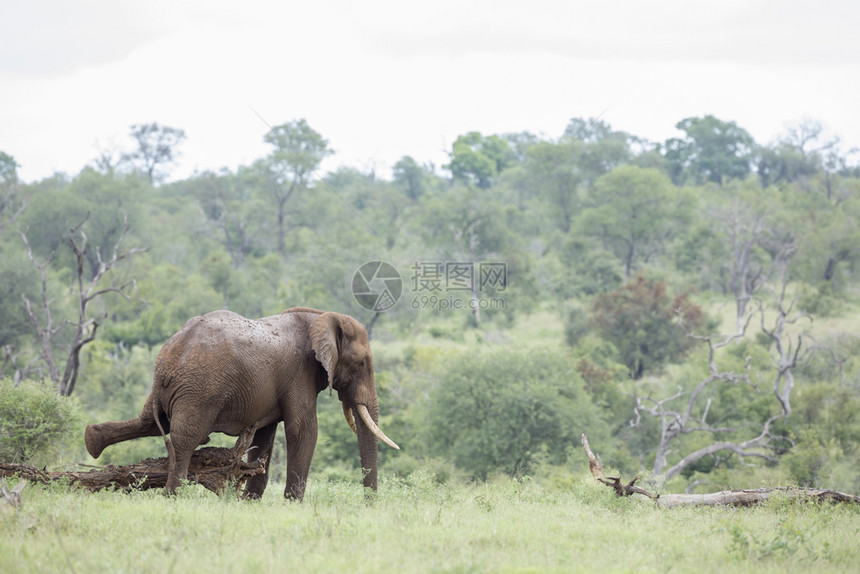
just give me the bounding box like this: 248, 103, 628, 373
309, 312, 342, 392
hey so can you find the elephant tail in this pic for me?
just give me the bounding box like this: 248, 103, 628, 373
151, 380, 176, 470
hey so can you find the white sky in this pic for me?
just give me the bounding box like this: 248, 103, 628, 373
1, 0, 859, 183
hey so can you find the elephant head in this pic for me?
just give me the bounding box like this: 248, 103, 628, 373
309, 311, 398, 492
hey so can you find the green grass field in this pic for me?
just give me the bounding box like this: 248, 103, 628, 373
2, 474, 858, 573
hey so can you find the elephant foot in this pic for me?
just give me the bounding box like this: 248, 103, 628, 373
165, 474, 181, 496
84, 424, 106, 459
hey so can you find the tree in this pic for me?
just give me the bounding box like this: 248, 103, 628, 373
584, 166, 693, 278
756, 142, 819, 188
781, 118, 860, 201
0, 252, 37, 365
590, 275, 706, 379
521, 140, 583, 233
664, 115, 755, 185
0, 152, 24, 231
446, 132, 513, 188
553, 236, 624, 299
262, 119, 332, 255
91, 137, 126, 176
631, 277, 812, 483
338, 168, 416, 250
187, 169, 264, 268
16, 168, 147, 281
421, 349, 612, 478
563, 117, 633, 182
502, 131, 540, 162
124, 123, 187, 185
0, 151, 17, 185
416, 185, 520, 325
701, 182, 795, 320
19, 215, 145, 396
755, 119, 857, 189
392, 156, 431, 200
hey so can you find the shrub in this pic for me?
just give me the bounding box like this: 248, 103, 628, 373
419, 348, 615, 479
0, 378, 82, 465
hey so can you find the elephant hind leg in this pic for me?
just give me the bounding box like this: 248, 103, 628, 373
162, 412, 216, 495
85, 391, 168, 459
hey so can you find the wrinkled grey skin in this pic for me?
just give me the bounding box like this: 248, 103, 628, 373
85, 307, 395, 501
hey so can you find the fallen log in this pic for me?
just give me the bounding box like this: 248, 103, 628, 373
580, 434, 859, 507
656, 488, 859, 508
0, 427, 265, 495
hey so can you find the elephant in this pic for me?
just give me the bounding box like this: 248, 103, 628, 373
84, 307, 399, 501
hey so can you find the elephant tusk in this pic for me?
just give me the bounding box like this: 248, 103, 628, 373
343, 402, 358, 435
356, 404, 400, 450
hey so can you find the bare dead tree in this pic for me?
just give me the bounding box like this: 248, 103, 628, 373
783, 118, 856, 201
19, 213, 146, 396
631, 273, 812, 485
716, 201, 793, 321
91, 137, 128, 176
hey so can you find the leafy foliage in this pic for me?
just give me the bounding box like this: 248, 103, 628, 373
447, 132, 513, 188
124, 122, 187, 184
584, 165, 693, 277
419, 349, 615, 478
0, 378, 81, 464
590, 275, 707, 379
665, 115, 756, 184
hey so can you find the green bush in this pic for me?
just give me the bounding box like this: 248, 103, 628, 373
0, 378, 82, 465
418, 348, 617, 479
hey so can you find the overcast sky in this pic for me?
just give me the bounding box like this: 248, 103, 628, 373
2, 0, 858, 183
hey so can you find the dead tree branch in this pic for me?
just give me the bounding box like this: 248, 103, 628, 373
581, 433, 858, 508
18, 213, 146, 395
631, 271, 812, 484
0, 478, 27, 511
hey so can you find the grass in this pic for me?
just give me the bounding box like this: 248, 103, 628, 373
2, 474, 859, 573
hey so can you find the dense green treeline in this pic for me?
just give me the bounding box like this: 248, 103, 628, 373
1, 115, 859, 494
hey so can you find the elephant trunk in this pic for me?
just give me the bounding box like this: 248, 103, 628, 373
355, 401, 380, 492
354, 399, 399, 492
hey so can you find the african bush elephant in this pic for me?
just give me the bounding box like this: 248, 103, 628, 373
85, 307, 398, 501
